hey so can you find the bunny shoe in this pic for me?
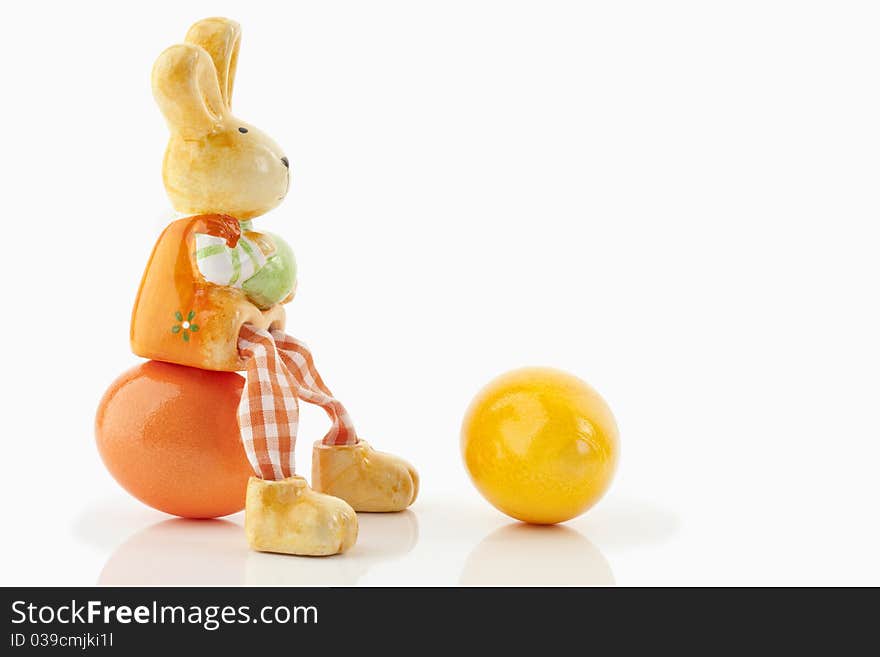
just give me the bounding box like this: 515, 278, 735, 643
245, 477, 358, 556
311, 441, 419, 512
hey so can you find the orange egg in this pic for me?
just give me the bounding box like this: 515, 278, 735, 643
95, 360, 253, 518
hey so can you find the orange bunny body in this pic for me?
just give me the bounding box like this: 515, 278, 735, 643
131, 214, 286, 372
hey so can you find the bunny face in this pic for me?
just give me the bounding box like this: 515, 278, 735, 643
152, 19, 289, 219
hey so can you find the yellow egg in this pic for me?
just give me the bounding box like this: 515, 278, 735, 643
461, 367, 619, 524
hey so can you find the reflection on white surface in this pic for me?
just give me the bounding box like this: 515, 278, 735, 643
97, 511, 419, 586
99, 518, 248, 586
460, 523, 614, 586
245, 511, 419, 586
79, 495, 679, 585
73, 499, 166, 552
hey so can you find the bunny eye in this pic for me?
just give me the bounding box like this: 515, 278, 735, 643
238, 127, 249, 134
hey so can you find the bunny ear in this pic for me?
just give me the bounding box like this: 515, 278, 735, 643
152, 44, 228, 139
185, 17, 241, 109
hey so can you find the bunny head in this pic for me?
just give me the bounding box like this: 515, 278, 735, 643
152, 18, 289, 220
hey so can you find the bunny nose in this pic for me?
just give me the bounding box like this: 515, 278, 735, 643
281, 156, 289, 169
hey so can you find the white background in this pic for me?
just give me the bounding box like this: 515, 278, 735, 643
2, 0, 879, 586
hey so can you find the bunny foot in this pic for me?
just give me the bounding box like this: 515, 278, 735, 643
245, 476, 357, 556
311, 441, 419, 512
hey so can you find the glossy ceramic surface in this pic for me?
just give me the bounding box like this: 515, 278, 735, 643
153, 18, 290, 219
132, 17, 296, 371
130, 214, 287, 371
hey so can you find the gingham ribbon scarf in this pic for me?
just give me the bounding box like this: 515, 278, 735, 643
237, 325, 357, 480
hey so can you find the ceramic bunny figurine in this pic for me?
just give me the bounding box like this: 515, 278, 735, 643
126, 17, 418, 556
131, 18, 293, 370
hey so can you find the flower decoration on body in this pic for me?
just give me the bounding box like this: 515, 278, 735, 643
171, 310, 199, 342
